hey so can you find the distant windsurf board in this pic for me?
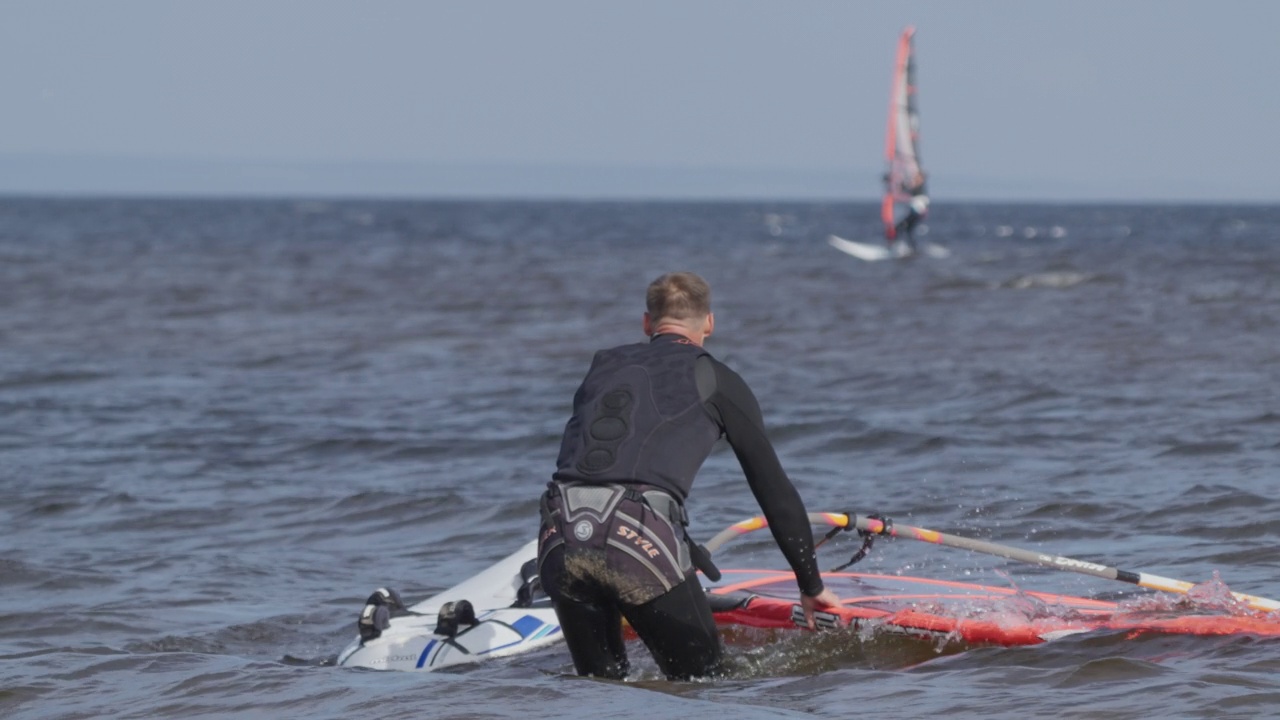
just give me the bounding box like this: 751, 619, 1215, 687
828, 235, 949, 262
828, 235, 896, 261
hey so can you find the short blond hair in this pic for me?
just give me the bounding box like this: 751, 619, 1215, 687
646, 272, 711, 323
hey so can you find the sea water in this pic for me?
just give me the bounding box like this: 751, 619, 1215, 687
2, 199, 1278, 719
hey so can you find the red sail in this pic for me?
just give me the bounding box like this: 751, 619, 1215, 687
882, 27, 923, 239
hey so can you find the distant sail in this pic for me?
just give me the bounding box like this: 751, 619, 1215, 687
881, 26, 923, 240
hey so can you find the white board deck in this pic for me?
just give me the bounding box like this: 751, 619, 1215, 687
827, 235, 949, 261
336, 540, 562, 672
827, 234, 894, 261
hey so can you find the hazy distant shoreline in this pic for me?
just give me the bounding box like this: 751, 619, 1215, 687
2, 154, 1264, 203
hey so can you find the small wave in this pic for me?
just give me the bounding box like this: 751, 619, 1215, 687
1186, 281, 1251, 304
284, 437, 404, 458
92, 492, 140, 509
1178, 483, 1267, 502
1003, 272, 1093, 290
0, 370, 110, 390
328, 489, 464, 514
18, 500, 82, 518
232, 353, 295, 369
1053, 656, 1169, 687
127, 635, 229, 655
983, 387, 1069, 413
1024, 501, 1117, 522
1157, 441, 1241, 457
926, 276, 991, 291
1199, 545, 1280, 564
384, 433, 557, 460
812, 428, 939, 454
127, 612, 338, 662
0, 558, 50, 586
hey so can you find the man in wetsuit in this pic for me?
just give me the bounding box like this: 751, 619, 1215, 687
889, 171, 929, 253
537, 271, 841, 680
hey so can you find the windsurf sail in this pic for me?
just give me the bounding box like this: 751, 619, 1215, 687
708, 570, 1280, 646
827, 26, 947, 261
705, 512, 1280, 646
881, 26, 926, 242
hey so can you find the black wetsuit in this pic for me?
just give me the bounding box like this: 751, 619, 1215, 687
895, 208, 922, 248
892, 183, 928, 251
538, 333, 824, 680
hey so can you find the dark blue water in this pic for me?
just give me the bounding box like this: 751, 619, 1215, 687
2, 199, 1278, 719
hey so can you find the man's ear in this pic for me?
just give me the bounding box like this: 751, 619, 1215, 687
704, 313, 714, 338
643, 312, 653, 337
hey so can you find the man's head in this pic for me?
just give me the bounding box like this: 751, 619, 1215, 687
643, 272, 714, 345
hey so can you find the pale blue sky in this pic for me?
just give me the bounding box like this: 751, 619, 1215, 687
3, 0, 1278, 201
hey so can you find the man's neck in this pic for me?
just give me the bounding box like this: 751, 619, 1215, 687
650, 324, 704, 347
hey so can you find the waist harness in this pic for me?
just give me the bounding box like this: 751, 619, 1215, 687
538, 481, 720, 605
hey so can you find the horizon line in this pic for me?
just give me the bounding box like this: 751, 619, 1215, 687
2, 153, 1275, 204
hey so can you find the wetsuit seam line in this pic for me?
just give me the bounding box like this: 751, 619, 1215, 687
634, 401, 712, 482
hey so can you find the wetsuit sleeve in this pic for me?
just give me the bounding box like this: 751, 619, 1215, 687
700, 356, 825, 597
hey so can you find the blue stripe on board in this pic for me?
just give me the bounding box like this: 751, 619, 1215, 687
416, 639, 438, 669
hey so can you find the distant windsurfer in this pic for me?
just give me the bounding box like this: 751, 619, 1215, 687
886, 171, 928, 253
537, 272, 841, 680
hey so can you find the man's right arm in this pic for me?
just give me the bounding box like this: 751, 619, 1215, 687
700, 357, 825, 597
